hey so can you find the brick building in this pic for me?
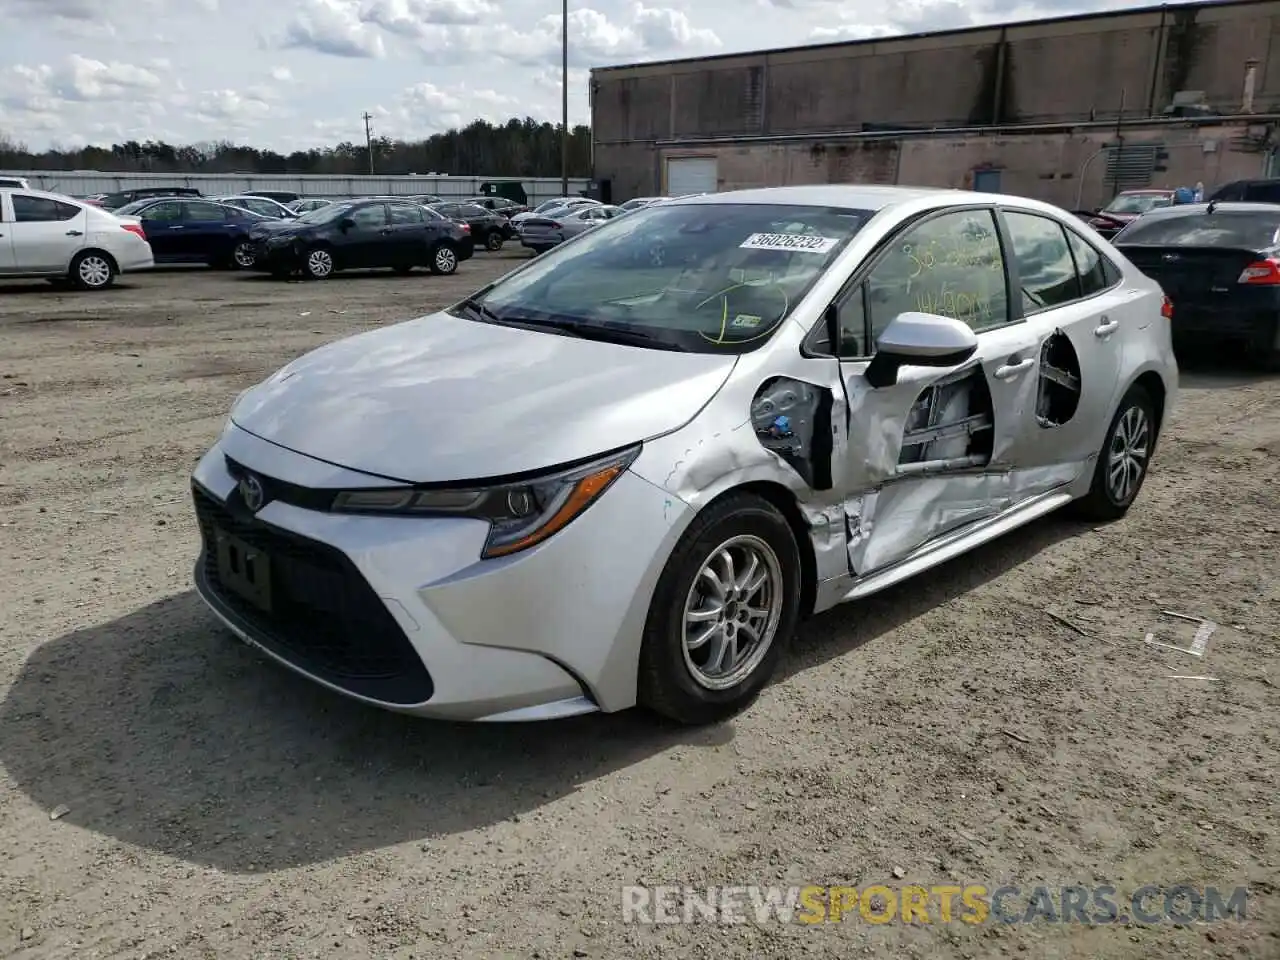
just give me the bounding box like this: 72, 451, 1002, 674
588, 0, 1280, 208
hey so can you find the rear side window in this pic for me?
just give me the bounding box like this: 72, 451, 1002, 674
388, 203, 423, 224
1114, 212, 1280, 248
459, 204, 488, 217
1065, 230, 1116, 297
1002, 211, 1081, 312
186, 202, 226, 221
12, 195, 80, 222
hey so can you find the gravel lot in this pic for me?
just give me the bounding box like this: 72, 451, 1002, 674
0, 256, 1277, 959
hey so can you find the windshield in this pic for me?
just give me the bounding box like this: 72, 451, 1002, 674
463, 202, 873, 353
1103, 193, 1173, 215
1114, 211, 1280, 247
297, 202, 354, 224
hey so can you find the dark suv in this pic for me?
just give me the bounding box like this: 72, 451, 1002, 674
246, 198, 474, 279
429, 201, 513, 251
1206, 179, 1280, 203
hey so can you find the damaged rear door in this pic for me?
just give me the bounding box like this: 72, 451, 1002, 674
994, 208, 1125, 484
816, 206, 1043, 577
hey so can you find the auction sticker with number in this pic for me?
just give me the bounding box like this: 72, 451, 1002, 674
740, 233, 839, 253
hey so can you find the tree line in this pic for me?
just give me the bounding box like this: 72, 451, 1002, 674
0, 117, 593, 178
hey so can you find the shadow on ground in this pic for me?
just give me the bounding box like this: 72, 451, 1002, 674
0, 511, 1085, 874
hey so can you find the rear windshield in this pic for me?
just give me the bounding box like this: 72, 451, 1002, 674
468, 202, 874, 354
1103, 193, 1172, 215
1114, 212, 1280, 248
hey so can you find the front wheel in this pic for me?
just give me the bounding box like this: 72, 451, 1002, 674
1070, 383, 1157, 521
638, 494, 801, 725
429, 243, 458, 275
69, 251, 116, 291
303, 247, 335, 279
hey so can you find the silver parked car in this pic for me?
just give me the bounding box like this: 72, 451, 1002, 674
520, 203, 622, 252
190, 185, 1178, 725
215, 195, 296, 219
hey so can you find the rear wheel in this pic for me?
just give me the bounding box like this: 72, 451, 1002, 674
304, 247, 335, 279
429, 243, 458, 275
231, 240, 256, 270
485, 231, 504, 252
69, 251, 116, 291
638, 494, 801, 725
1070, 383, 1157, 521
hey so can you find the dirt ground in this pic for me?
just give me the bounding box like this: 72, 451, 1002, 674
0, 255, 1277, 960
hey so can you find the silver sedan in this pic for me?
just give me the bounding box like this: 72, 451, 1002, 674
519, 204, 622, 253
190, 185, 1178, 725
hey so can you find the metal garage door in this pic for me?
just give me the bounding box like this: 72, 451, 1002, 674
666, 157, 717, 196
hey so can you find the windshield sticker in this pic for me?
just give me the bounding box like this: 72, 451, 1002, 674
731, 314, 763, 328
740, 232, 839, 253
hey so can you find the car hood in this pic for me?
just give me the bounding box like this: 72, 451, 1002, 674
248, 219, 304, 238
230, 311, 738, 483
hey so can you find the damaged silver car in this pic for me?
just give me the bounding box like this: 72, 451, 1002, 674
192, 185, 1178, 726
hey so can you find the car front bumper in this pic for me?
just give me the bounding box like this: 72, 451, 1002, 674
190, 423, 691, 720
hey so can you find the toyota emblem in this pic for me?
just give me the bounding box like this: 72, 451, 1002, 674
239, 473, 266, 512
1162, 253, 1178, 261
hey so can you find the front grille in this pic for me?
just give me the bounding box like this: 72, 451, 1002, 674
193, 483, 434, 705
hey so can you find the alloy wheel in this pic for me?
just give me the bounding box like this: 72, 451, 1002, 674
681, 535, 784, 691
306, 249, 333, 278
1107, 403, 1150, 504
435, 247, 457, 273
233, 242, 255, 268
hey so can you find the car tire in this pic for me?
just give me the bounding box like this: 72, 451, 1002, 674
638, 493, 801, 726
429, 242, 458, 275
303, 246, 335, 280
485, 231, 504, 252
69, 250, 116, 291
1069, 383, 1157, 522
231, 240, 256, 270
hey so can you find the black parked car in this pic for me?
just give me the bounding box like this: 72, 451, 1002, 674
244, 189, 300, 203
1205, 179, 1280, 204
428, 201, 512, 251
464, 195, 529, 217
97, 186, 203, 210
1113, 200, 1280, 370
247, 198, 473, 279
121, 198, 269, 268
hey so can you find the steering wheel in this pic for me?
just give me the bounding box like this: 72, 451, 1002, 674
692, 280, 792, 344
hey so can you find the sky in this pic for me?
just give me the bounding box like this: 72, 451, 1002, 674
0, 0, 1189, 153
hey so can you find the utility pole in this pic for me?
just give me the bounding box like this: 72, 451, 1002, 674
362, 111, 375, 175
1109, 88, 1125, 202
561, 0, 569, 197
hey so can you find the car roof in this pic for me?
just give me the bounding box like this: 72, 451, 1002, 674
1134, 201, 1280, 219
1115, 189, 1175, 195
663, 184, 1016, 213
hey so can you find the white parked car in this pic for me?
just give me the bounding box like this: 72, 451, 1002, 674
190, 185, 1178, 725
0, 187, 154, 289
215, 195, 297, 219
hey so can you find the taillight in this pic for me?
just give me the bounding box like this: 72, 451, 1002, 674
120, 223, 147, 240
548, 221, 562, 228
459, 223, 470, 233
1237, 258, 1280, 284
1160, 295, 1174, 319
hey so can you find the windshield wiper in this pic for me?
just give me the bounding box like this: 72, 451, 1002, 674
454, 297, 504, 325
506, 315, 690, 351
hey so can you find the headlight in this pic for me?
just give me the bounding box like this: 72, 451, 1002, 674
329, 445, 640, 559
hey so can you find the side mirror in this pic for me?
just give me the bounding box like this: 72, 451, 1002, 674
865, 311, 979, 388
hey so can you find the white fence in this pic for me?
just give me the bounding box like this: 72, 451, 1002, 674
0, 171, 592, 204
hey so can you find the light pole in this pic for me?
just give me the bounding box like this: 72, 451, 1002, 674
561, 0, 569, 197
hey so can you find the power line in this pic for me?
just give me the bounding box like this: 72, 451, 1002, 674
362, 111, 375, 175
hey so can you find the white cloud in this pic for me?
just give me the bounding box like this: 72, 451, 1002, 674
281, 0, 386, 58
0, 0, 1201, 153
